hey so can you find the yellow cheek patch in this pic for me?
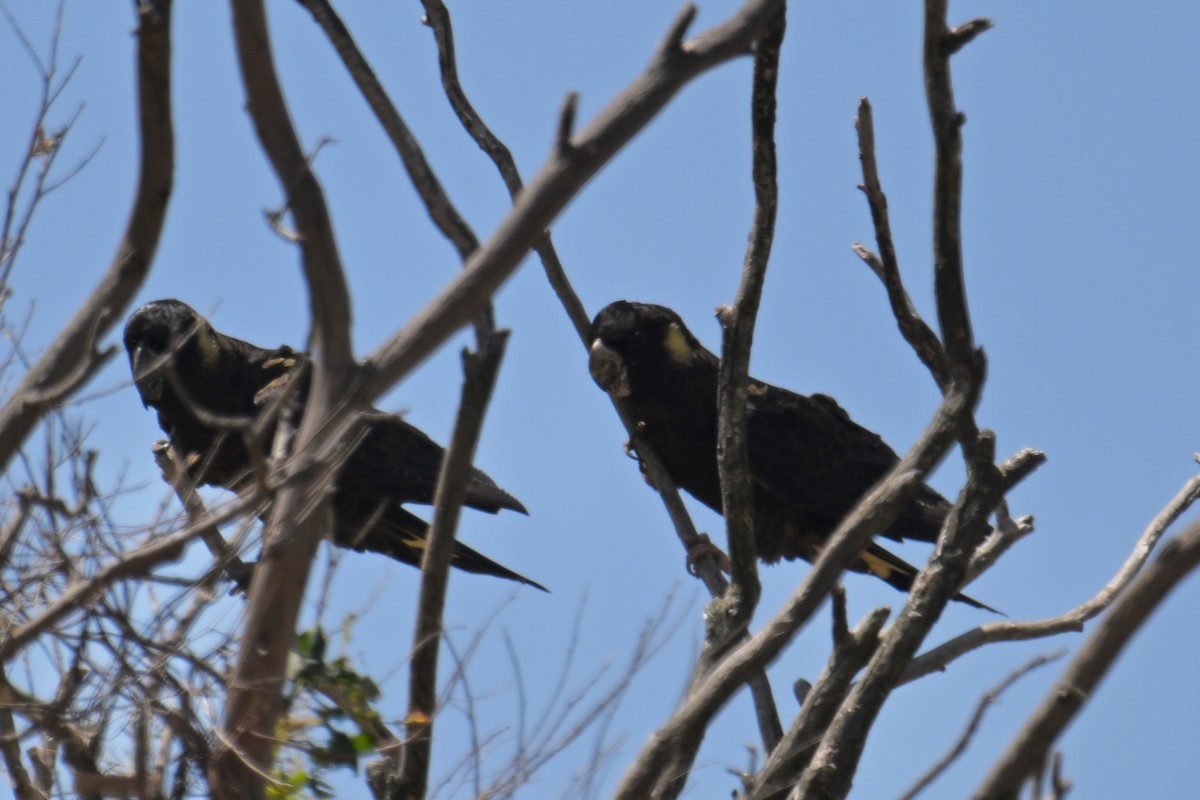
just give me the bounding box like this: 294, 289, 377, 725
262, 356, 297, 369
196, 326, 221, 368
402, 537, 428, 551
664, 323, 694, 364
859, 551, 895, 580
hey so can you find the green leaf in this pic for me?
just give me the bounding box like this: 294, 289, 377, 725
351, 732, 376, 753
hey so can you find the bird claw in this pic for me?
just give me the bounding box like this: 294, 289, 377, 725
622, 440, 659, 489
226, 560, 256, 595
687, 534, 731, 577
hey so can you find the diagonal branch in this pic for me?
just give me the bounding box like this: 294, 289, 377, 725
902, 472, 1200, 684
415, 0, 787, 760
293, 0, 477, 261
748, 603, 890, 800
975, 517, 1200, 799
898, 650, 1063, 800
0, 0, 174, 474
386, 331, 509, 799
0, 524, 201, 663
228, 0, 352, 370
292, 0, 496, 343
610, 383, 976, 800
852, 97, 950, 389
358, 0, 787, 401
418, 0, 591, 341
791, 425, 1007, 799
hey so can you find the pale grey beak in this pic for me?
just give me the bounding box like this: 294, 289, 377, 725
588, 339, 630, 398
131, 345, 164, 406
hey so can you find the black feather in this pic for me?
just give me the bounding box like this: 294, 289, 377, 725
588, 300, 994, 612
124, 299, 545, 591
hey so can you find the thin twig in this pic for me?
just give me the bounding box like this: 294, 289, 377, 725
417, 0, 788, 763
853, 97, 950, 389
359, 0, 787, 401
0, 0, 174, 474
902, 473, 1200, 684
975, 517, 1200, 799
389, 331, 509, 798
152, 441, 254, 591
292, 0, 496, 341
897, 650, 1063, 800
0, 525, 200, 663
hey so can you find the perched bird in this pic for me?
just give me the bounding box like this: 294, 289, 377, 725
124, 298, 545, 591
588, 300, 992, 610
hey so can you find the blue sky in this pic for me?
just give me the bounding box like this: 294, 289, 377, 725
3, 1, 1200, 797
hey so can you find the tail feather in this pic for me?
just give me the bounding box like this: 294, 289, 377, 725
447, 538, 548, 592
855, 543, 999, 613
333, 503, 548, 592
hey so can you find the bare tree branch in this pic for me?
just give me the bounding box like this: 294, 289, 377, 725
0, 0, 93, 290
0, 0, 174, 473
975, 517, 1200, 799
292, 0, 497, 341
293, 0, 476, 261
211, 0, 357, 793
386, 331, 510, 799
791, 430, 1014, 799
358, 0, 787, 401
643, 17, 790, 791
227, 0, 352, 370
415, 0, 788, 764
611, 381, 976, 800
415, 0, 590, 342
0, 523, 199, 663
0, 686, 38, 800
924, 4, 991, 370
852, 97, 950, 389
152, 441, 254, 591
902, 473, 1200, 684
898, 651, 1062, 800
748, 603, 889, 800
714, 7, 785, 629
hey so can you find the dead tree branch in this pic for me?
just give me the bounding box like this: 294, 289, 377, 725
0, 0, 174, 473
385, 331, 510, 799
740, 6, 1006, 795
924, 3, 992, 369
417, 0, 590, 341
0, 1, 95, 293
790, 431, 1021, 799
902, 473, 1200, 684
852, 97, 950, 389
748, 604, 890, 800
611, 382, 976, 800
974, 516, 1200, 799
898, 651, 1063, 800
293, 0, 477, 261
292, 0, 496, 342
358, 0, 787, 400
211, 0, 357, 793
416, 0, 788, 761
0, 523, 200, 663
714, 7, 785, 630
